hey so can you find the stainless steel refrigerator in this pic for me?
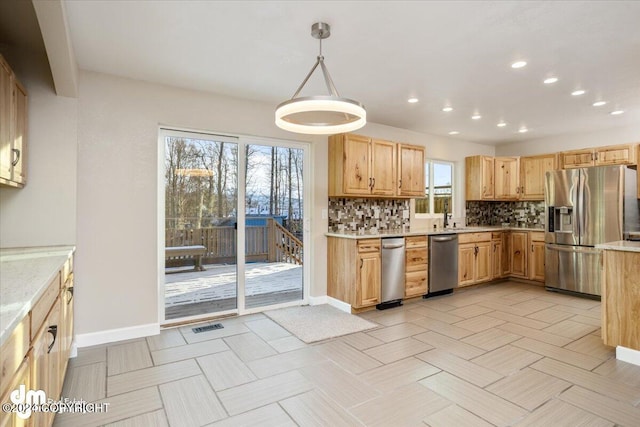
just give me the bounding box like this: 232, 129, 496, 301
544, 165, 639, 297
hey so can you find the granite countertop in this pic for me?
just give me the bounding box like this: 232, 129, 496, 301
0, 246, 75, 347
596, 240, 640, 253
326, 225, 544, 239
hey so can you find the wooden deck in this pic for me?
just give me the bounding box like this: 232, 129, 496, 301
164, 261, 303, 320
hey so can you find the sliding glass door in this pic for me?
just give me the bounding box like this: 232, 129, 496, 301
160, 130, 308, 323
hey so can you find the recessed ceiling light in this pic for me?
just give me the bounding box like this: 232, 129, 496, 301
571, 90, 586, 96
497, 122, 507, 128
610, 110, 624, 115
511, 61, 527, 69
442, 106, 453, 112
543, 77, 558, 84
592, 101, 607, 107
448, 131, 459, 135
518, 127, 529, 133
471, 114, 482, 120
407, 97, 419, 103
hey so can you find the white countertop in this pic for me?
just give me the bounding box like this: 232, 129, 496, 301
0, 246, 75, 347
596, 240, 640, 253
326, 226, 544, 239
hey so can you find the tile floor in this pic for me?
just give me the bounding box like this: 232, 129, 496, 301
54, 281, 640, 426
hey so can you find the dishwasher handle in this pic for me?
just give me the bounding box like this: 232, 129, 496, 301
431, 235, 458, 242
382, 243, 405, 249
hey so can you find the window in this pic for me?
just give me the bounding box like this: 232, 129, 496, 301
415, 160, 454, 216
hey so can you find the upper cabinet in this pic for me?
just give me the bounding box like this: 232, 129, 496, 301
329, 133, 424, 198
519, 153, 557, 200
397, 143, 425, 197
0, 54, 27, 188
560, 144, 637, 169
494, 157, 520, 200
465, 155, 494, 200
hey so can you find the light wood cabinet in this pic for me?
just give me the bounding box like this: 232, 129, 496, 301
405, 236, 428, 297
458, 232, 492, 286
494, 157, 520, 200
491, 233, 503, 280
519, 154, 557, 200
528, 232, 545, 282
0, 54, 28, 188
465, 156, 494, 200
601, 249, 640, 350
327, 237, 381, 310
0, 357, 30, 427
328, 134, 397, 197
560, 144, 637, 169
510, 231, 528, 278
501, 231, 511, 277
397, 144, 425, 197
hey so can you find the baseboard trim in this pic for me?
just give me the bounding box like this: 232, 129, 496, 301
616, 345, 640, 366
75, 323, 160, 348
308, 295, 327, 305
327, 296, 351, 314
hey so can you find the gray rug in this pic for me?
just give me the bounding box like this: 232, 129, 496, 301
265, 304, 379, 343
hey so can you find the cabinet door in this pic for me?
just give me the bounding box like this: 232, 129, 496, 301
510, 232, 528, 277
371, 139, 396, 195
595, 144, 636, 166
356, 251, 380, 308
501, 231, 511, 276
494, 157, 519, 199
343, 134, 372, 195
397, 144, 425, 197
475, 242, 492, 283
0, 357, 30, 427
61, 274, 74, 368
11, 81, 26, 185
520, 154, 557, 200
0, 56, 12, 182
561, 149, 594, 169
458, 244, 475, 286
405, 246, 427, 297
492, 240, 502, 279
529, 241, 546, 282
481, 156, 495, 199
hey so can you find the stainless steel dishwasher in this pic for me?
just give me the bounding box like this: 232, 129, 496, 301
377, 237, 405, 309
427, 234, 458, 297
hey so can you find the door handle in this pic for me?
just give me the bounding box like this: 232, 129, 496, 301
47, 325, 58, 354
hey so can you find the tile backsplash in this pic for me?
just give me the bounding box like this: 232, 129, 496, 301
329, 198, 410, 232
466, 201, 545, 228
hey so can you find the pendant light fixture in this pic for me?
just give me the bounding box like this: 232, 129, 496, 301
275, 22, 366, 135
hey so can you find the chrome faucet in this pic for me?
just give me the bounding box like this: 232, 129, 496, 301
443, 201, 449, 228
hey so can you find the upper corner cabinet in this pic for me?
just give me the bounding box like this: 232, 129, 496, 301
465, 156, 494, 200
328, 133, 397, 197
397, 143, 425, 197
0, 54, 27, 188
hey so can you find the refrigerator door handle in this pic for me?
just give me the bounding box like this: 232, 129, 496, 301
545, 243, 600, 255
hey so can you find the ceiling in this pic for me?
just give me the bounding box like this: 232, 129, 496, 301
16, 1, 640, 144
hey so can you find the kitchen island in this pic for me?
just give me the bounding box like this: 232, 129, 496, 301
597, 240, 640, 366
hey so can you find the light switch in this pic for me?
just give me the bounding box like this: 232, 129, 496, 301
321, 209, 328, 219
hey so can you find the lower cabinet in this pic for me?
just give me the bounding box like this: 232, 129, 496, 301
510, 231, 528, 278
405, 236, 428, 297
0, 357, 30, 427
458, 233, 492, 287
529, 232, 545, 282
327, 237, 381, 309
491, 237, 502, 280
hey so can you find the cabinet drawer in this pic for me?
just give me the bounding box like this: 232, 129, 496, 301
357, 239, 381, 253
529, 231, 545, 242
491, 232, 503, 240
0, 315, 29, 396
458, 232, 491, 244
405, 271, 427, 297
405, 248, 427, 272
31, 271, 61, 339
405, 236, 427, 249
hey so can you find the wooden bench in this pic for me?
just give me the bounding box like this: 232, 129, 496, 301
165, 245, 207, 271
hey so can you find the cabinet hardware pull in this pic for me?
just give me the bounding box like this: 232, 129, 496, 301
494, 244, 496, 252
531, 244, 534, 252
398, 179, 402, 188
372, 177, 375, 188
515, 250, 520, 255
360, 259, 363, 269
11, 149, 20, 167
67, 286, 74, 304
47, 325, 58, 354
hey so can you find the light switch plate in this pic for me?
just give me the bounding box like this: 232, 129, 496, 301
321, 209, 328, 219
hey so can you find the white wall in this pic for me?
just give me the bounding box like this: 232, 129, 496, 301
0, 48, 77, 247
496, 125, 640, 157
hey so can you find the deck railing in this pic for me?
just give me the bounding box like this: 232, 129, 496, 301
165, 221, 303, 266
